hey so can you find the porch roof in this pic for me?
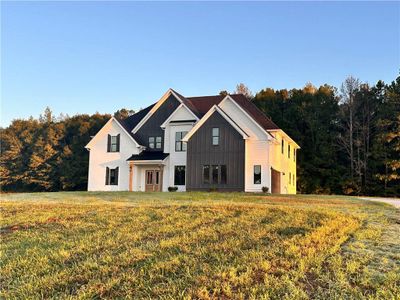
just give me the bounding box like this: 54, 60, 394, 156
127, 151, 169, 161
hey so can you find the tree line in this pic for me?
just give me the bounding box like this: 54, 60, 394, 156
1, 76, 399, 196
252, 76, 399, 196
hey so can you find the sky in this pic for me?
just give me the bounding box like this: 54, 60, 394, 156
1, 1, 399, 126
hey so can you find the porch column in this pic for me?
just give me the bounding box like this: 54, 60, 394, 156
129, 163, 133, 192
159, 165, 164, 192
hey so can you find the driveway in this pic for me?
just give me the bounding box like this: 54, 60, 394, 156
358, 197, 400, 209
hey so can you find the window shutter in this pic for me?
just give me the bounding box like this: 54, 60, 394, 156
116, 134, 120, 152
115, 167, 119, 185
107, 134, 111, 152
105, 167, 110, 185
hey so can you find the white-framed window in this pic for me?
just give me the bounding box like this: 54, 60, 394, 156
212, 128, 219, 145
156, 137, 162, 149
149, 136, 162, 149
107, 134, 120, 152
254, 165, 261, 184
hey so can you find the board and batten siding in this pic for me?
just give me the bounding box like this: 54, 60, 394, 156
186, 111, 245, 191
133, 94, 181, 151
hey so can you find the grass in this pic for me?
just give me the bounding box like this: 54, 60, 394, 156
1, 192, 399, 299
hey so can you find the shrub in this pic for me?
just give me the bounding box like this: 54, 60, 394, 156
168, 186, 178, 192
262, 186, 269, 193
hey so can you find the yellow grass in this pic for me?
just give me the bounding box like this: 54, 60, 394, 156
1, 192, 399, 299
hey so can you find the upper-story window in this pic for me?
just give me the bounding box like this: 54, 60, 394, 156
288, 144, 291, 159
175, 131, 188, 152
149, 136, 162, 149
281, 139, 284, 154
294, 149, 296, 162
107, 134, 120, 152
212, 128, 219, 145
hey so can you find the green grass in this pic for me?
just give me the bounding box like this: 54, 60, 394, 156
1, 192, 399, 299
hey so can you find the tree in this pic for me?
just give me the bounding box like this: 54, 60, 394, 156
114, 108, 135, 119
339, 76, 361, 180
219, 90, 229, 97
235, 83, 253, 100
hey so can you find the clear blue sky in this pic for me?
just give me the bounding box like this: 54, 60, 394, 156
1, 1, 399, 126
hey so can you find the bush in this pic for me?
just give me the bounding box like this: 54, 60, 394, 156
168, 186, 178, 192
262, 186, 269, 193
209, 186, 218, 192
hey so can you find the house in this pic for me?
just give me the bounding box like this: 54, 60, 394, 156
85, 89, 300, 193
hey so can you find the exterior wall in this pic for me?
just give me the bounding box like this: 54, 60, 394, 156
269, 131, 297, 194
133, 94, 180, 150
163, 105, 196, 154
244, 140, 270, 192
186, 111, 245, 191
165, 123, 194, 191
87, 119, 140, 191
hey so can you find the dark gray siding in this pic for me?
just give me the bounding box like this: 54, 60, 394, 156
186, 111, 245, 191
133, 95, 180, 151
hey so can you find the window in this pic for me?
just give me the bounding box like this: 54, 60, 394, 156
289, 172, 291, 184
203, 165, 210, 184
288, 145, 291, 159
174, 166, 186, 185
220, 165, 227, 184
107, 134, 120, 152
212, 128, 219, 145
281, 139, 284, 154
175, 131, 188, 152
254, 165, 261, 184
212, 165, 219, 184
294, 149, 296, 162
293, 174, 295, 185
149, 136, 162, 149
149, 137, 155, 149
156, 137, 162, 149
105, 167, 119, 185
203, 165, 227, 185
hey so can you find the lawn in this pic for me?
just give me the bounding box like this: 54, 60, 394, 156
1, 192, 399, 299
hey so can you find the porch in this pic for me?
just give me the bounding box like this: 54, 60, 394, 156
127, 151, 169, 192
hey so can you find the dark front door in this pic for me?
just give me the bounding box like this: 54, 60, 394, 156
271, 168, 281, 194
145, 170, 161, 192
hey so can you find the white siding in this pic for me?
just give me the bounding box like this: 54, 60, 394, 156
165, 123, 194, 191
244, 140, 271, 192
87, 119, 140, 191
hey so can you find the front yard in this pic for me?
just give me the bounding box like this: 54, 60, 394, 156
1, 192, 399, 299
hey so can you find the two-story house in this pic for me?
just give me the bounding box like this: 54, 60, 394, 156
85, 89, 300, 193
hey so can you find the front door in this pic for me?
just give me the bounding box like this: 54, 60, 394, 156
271, 168, 281, 194
145, 170, 161, 192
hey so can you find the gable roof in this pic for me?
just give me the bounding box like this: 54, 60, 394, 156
181, 93, 280, 131
89, 89, 283, 148
182, 105, 249, 142
116, 103, 155, 138
85, 117, 142, 150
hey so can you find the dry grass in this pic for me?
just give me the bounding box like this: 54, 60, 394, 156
1, 192, 399, 299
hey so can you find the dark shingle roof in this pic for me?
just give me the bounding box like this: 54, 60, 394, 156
127, 151, 169, 161
114, 91, 279, 139
185, 94, 280, 130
